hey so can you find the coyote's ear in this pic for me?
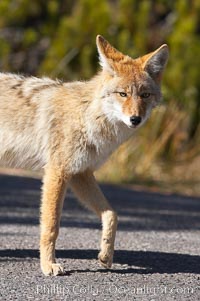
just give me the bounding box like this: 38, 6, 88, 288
142, 44, 169, 81
96, 35, 124, 75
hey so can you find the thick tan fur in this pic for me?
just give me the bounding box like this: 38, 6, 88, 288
0, 35, 169, 275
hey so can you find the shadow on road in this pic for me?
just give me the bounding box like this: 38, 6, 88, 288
0, 174, 200, 231
0, 248, 200, 274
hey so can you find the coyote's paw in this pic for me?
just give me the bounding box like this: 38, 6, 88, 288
98, 251, 113, 269
41, 262, 65, 276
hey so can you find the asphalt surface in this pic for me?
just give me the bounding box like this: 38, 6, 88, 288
0, 174, 200, 301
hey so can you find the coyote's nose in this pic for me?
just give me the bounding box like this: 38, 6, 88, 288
130, 116, 141, 126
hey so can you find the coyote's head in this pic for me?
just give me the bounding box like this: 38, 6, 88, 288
96, 35, 169, 128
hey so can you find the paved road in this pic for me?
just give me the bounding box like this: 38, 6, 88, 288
0, 174, 200, 301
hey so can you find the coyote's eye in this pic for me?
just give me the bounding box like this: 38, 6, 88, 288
141, 92, 151, 99
119, 92, 127, 97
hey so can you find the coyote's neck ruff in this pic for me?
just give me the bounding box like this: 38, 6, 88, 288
0, 35, 169, 276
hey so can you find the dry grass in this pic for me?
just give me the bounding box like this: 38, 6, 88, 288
96, 155, 200, 197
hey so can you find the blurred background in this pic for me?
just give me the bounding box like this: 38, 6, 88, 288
0, 0, 199, 196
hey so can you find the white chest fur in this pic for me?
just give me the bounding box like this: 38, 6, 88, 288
86, 121, 133, 171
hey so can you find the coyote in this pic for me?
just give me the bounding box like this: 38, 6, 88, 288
0, 35, 168, 275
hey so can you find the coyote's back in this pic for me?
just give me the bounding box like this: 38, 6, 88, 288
0, 73, 60, 169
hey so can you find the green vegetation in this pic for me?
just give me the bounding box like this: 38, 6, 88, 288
0, 0, 199, 191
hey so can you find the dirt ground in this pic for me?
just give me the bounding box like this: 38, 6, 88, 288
0, 154, 199, 198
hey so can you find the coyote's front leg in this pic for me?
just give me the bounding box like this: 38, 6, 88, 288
40, 164, 68, 276
70, 170, 118, 268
